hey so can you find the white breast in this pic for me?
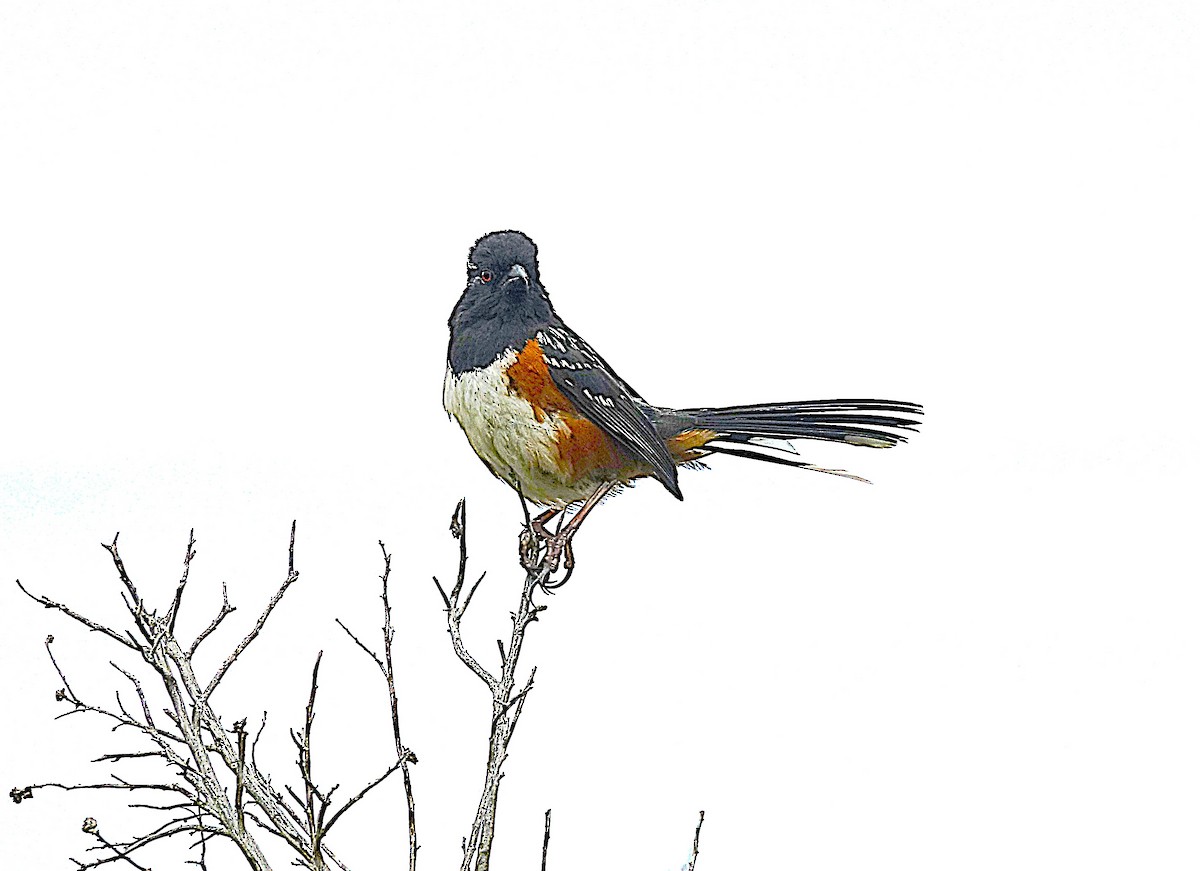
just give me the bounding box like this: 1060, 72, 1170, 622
443, 353, 589, 506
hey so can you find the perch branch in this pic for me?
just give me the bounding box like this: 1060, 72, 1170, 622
439, 498, 554, 871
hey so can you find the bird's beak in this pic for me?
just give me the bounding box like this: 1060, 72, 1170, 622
504, 263, 530, 289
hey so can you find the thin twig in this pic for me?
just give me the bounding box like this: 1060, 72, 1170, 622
100, 534, 143, 621
110, 663, 156, 730
299, 651, 324, 867
322, 758, 403, 833
335, 619, 385, 671
202, 521, 299, 700
167, 530, 197, 635
83, 824, 156, 871
378, 540, 420, 871
15, 781, 192, 798
233, 718, 248, 835
687, 810, 706, 871
338, 540, 420, 871
541, 808, 551, 871
188, 579, 234, 659
15, 580, 138, 650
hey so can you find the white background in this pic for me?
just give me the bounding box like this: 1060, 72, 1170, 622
1, 1, 1197, 868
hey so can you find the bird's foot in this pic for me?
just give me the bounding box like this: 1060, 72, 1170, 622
540, 533, 576, 590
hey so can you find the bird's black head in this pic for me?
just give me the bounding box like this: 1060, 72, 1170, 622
448, 230, 556, 372
467, 230, 542, 291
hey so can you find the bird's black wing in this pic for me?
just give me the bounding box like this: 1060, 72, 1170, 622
536, 324, 682, 499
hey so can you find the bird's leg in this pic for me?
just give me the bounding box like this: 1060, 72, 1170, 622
530, 507, 562, 541
543, 482, 615, 587
520, 503, 564, 571
516, 483, 533, 529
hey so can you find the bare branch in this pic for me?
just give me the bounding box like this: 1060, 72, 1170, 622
541, 808, 551, 871
187, 579, 234, 659
14, 580, 138, 650
233, 718, 248, 835
334, 618, 384, 672
12, 529, 346, 870
460, 571, 487, 614
502, 668, 537, 733
376, 539, 420, 871
299, 652, 323, 861
322, 758, 403, 834
13, 780, 192, 799
449, 500, 469, 601
250, 712, 268, 772
77, 818, 227, 871
101, 533, 139, 607
192, 803, 211, 871
167, 529, 198, 635
202, 521, 299, 700
444, 498, 557, 871
339, 539, 420, 871
100, 534, 152, 639
687, 810, 706, 871
46, 645, 189, 752
81, 826, 155, 871
432, 574, 452, 611
110, 662, 156, 730
92, 751, 167, 763
435, 506, 501, 697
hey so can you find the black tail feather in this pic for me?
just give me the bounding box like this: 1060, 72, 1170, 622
677, 398, 923, 449
702, 443, 872, 482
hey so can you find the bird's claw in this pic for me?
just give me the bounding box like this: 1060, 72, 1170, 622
540, 534, 575, 590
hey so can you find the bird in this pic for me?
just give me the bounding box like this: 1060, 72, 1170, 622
444, 230, 921, 579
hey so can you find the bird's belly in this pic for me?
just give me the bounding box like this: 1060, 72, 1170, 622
443, 355, 598, 506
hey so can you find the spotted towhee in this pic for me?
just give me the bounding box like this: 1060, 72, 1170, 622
444, 230, 921, 574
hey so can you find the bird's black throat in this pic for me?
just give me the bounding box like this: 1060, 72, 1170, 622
447, 283, 556, 374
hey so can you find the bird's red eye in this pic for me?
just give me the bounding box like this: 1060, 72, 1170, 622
480, 270, 493, 283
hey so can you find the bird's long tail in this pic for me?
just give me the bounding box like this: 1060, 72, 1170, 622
664, 398, 923, 481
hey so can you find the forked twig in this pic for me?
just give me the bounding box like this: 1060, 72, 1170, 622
336, 540, 420, 870
437, 499, 553, 871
